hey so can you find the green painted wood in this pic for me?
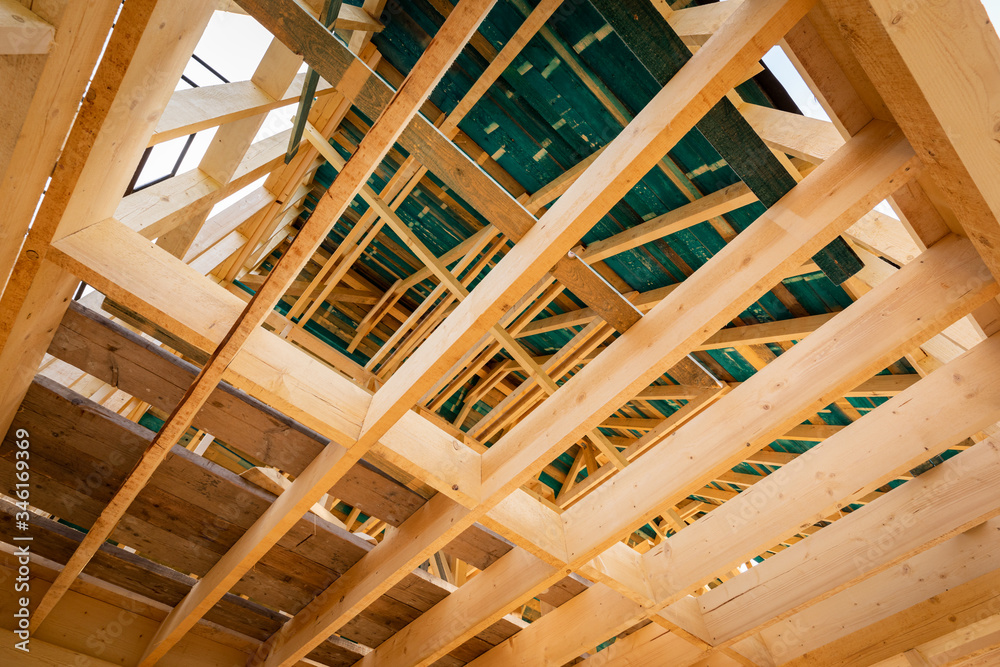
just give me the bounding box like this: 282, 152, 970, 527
589, 0, 863, 284
286, 0, 344, 163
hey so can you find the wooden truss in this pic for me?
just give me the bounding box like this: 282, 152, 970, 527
2, 0, 1000, 664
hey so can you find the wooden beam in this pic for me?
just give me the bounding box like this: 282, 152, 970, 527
133, 2, 496, 662
822, 0, 1000, 280
701, 312, 838, 350
1, 0, 117, 286
669, 0, 743, 46
361, 0, 820, 448
514, 262, 821, 338
236, 0, 641, 336
739, 102, 845, 164
467, 584, 649, 667
866, 614, 1000, 667
219, 45, 380, 283
591, 0, 862, 285
745, 517, 1000, 665
354, 548, 562, 667
483, 120, 918, 504
698, 432, 1000, 645
846, 373, 920, 397
771, 564, 1000, 666
249, 493, 474, 666
561, 233, 994, 565
347, 0, 387, 53
150, 75, 336, 145
578, 182, 758, 263
576, 624, 730, 667
281, 0, 558, 331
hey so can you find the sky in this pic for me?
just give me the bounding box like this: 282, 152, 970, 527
134, 11, 298, 222
135, 1, 1000, 230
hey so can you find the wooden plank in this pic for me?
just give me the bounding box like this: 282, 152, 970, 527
669, 0, 743, 47
575, 624, 719, 667
347, 0, 387, 53
183, 187, 277, 266
355, 548, 561, 667
0, 379, 366, 615
700, 312, 837, 350
739, 102, 845, 164
579, 182, 758, 263
846, 373, 919, 397
514, 264, 821, 338
151, 75, 336, 145
466, 584, 647, 667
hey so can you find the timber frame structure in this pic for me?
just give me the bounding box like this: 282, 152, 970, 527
2, 0, 1000, 665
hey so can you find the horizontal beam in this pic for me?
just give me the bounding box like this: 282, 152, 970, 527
514, 263, 822, 337
578, 182, 757, 263
467, 584, 650, 667
151, 75, 336, 145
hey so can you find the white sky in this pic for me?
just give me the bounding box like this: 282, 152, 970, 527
135, 12, 300, 221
